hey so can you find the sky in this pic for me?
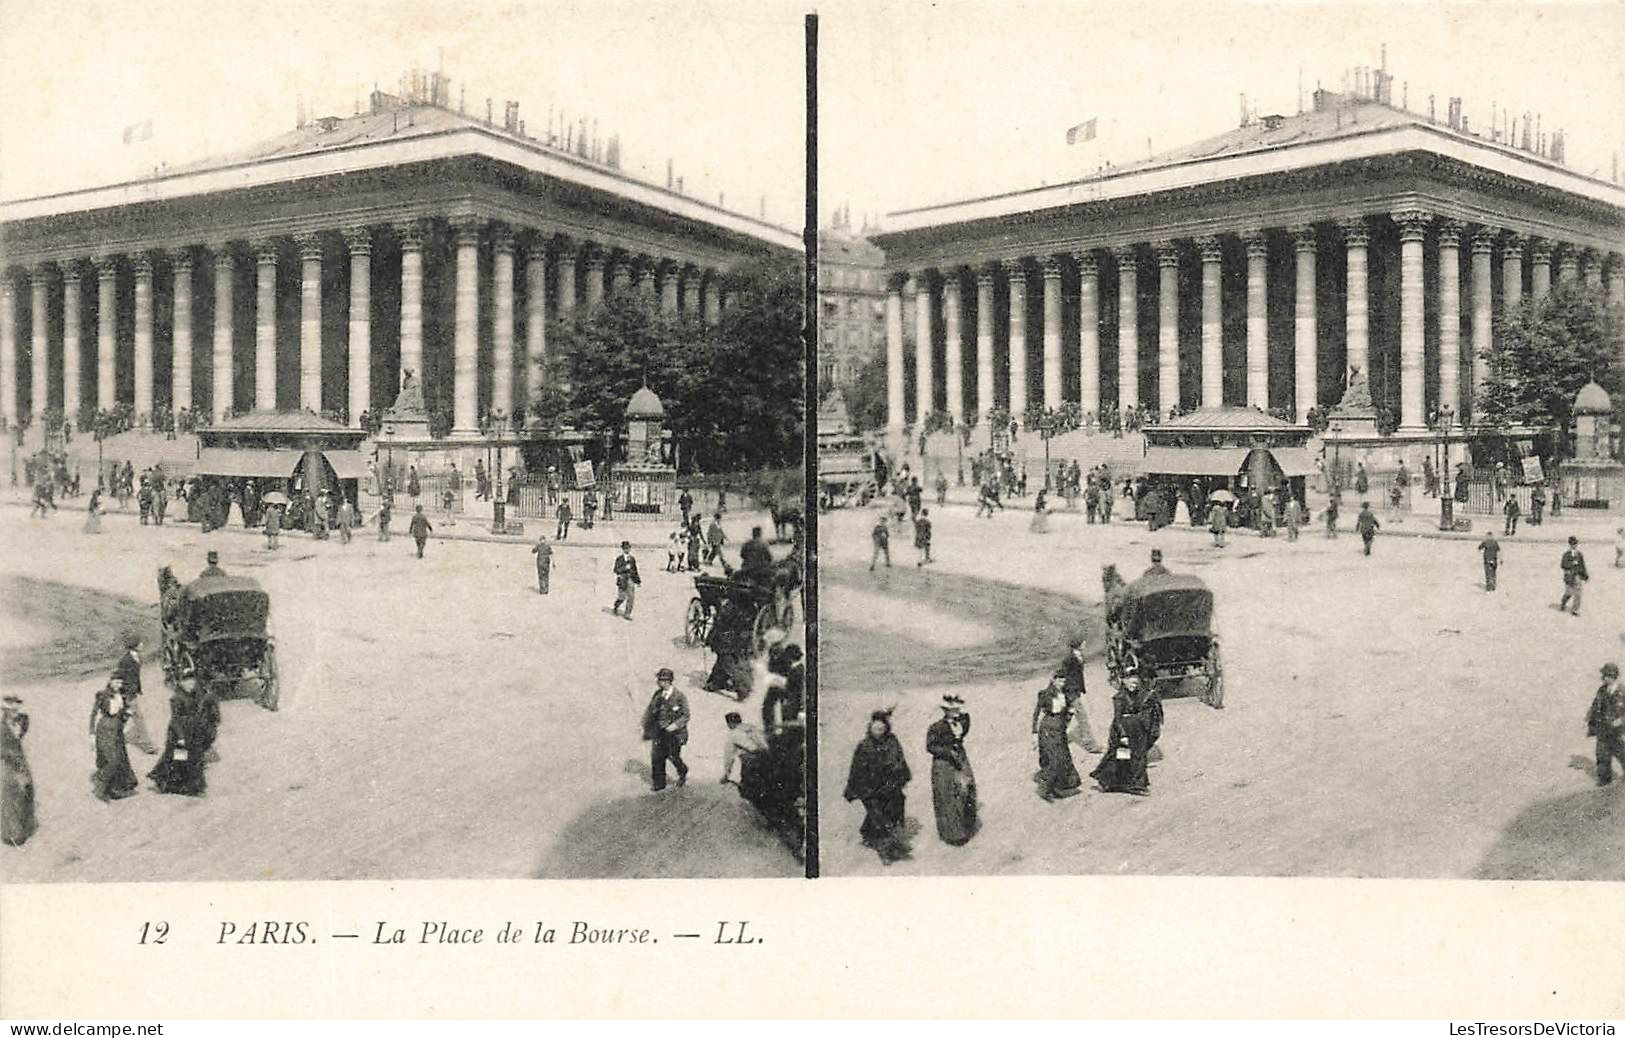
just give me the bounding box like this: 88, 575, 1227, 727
0, 0, 808, 229
816, 0, 1625, 228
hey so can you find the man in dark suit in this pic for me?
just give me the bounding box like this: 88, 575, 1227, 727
1141, 548, 1170, 580
113, 632, 157, 754
198, 551, 226, 580
1059, 635, 1103, 754
641, 668, 690, 791
612, 541, 641, 620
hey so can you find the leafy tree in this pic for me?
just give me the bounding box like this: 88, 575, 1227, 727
1479, 284, 1625, 459
845, 352, 888, 433
536, 255, 805, 473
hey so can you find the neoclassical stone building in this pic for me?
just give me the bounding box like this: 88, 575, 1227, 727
872, 92, 1625, 446
0, 87, 797, 437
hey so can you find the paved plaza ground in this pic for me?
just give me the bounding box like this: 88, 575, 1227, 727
819, 495, 1625, 879
0, 497, 800, 881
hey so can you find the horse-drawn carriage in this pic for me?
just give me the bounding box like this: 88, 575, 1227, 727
157, 566, 280, 711
1102, 567, 1223, 708
685, 573, 788, 652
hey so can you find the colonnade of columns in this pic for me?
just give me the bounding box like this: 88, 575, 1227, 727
1, 217, 730, 436
886, 214, 1625, 432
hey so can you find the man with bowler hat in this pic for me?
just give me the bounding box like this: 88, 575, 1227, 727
612, 541, 641, 620
641, 667, 690, 791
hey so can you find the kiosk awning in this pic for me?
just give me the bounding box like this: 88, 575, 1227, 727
323, 450, 368, 479
1140, 446, 1251, 476
195, 449, 300, 478
1266, 447, 1318, 477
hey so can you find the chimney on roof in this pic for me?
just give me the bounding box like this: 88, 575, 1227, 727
677, 175, 684, 193
486, 98, 493, 126
297, 94, 307, 130
666, 158, 673, 189
1428, 94, 1435, 123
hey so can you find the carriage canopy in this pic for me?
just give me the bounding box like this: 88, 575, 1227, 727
1118, 572, 1214, 643
179, 576, 270, 643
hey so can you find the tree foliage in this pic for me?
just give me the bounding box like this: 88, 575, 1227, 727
844, 351, 888, 433
535, 255, 805, 473
1479, 284, 1625, 458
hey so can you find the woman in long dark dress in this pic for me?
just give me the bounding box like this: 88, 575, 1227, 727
148, 673, 218, 797
1091, 679, 1164, 796
926, 696, 978, 845
2, 695, 37, 846
843, 711, 912, 865
90, 679, 138, 802
1032, 674, 1082, 801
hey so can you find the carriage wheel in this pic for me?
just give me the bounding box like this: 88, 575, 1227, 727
258, 643, 280, 712
684, 599, 708, 647
751, 602, 776, 655
1204, 644, 1224, 709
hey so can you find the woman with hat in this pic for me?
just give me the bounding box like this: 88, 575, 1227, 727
1032, 673, 1083, 801
843, 710, 912, 865
926, 695, 978, 846
1091, 673, 1164, 797
89, 677, 139, 802
148, 670, 218, 797
2, 695, 37, 845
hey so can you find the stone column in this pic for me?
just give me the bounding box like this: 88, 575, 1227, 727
212, 246, 235, 419
297, 233, 323, 412
1114, 245, 1138, 411
610, 255, 632, 296
1530, 240, 1553, 299
1394, 209, 1430, 431
397, 222, 425, 386
1155, 242, 1179, 415
450, 215, 481, 436
1041, 257, 1064, 411
62, 267, 81, 425
682, 267, 702, 315
1076, 253, 1099, 417
976, 267, 996, 419
637, 259, 657, 301
29, 266, 49, 421
555, 240, 578, 317
254, 242, 278, 411
1607, 254, 1625, 307
1582, 249, 1604, 291
170, 249, 193, 417
0, 275, 14, 428
584, 247, 606, 309
942, 269, 963, 423
1436, 221, 1462, 420
1341, 218, 1371, 392
492, 226, 515, 418
913, 271, 934, 422
524, 238, 547, 404
659, 262, 679, 313
343, 228, 372, 426
1557, 244, 1579, 285
96, 257, 117, 411
703, 277, 722, 326
1500, 234, 1524, 312
1243, 230, 1269, 409
1470, 229, 1495, 421
885, 275, 905, 430
1291, 226, 1318, 424
1198, 235, 1223, 406
1006, 260, 1028, 420
133, 255, 154, 421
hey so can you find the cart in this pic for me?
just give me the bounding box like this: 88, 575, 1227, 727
158, 566, 280, 711
1104, 570, 1222, 708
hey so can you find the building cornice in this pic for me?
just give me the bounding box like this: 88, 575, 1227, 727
0, 123, 797, 253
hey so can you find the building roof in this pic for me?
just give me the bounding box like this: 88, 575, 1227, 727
881, 95, 1625, 235
208, 409, 355, 433
819, 229, 885, 267
626, 386, 665, 419
1574, 380, 1613, 414
1157, 407, 1300, 432
1, 104, 798, 252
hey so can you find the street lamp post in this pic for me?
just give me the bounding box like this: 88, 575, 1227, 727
1437, 405, 1455, 531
